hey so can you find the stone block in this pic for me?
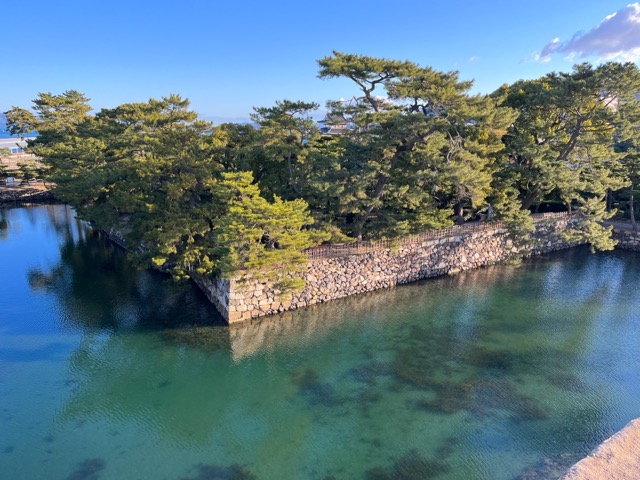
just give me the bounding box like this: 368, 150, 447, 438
227, 311, 243, 323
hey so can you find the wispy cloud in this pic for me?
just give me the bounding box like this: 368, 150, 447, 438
468, 56, 480, 63
536, 3, 640, 62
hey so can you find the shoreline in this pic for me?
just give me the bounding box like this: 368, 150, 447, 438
0, 183, 55, 204
561, 418, 640, 479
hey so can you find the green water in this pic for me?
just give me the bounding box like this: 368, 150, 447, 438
1, 205, 640, 480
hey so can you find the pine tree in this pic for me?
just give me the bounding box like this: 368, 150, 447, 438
211, 172, 329, 290
317, 51, 514, 238
250, 100, 321, 199
496, 62, 640, 249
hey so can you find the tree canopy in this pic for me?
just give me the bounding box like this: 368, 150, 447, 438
6, 54, 640, 284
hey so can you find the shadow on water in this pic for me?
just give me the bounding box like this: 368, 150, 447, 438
5, 205, 240, 445
6, 205, 640, 478
24, 205, 226, 332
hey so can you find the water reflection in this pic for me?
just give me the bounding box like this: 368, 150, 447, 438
53, 250, 630, 474
59, 333, 235, 445
3, 205, 640, 479
24, 205, 224, 331
0, 211, 8, 240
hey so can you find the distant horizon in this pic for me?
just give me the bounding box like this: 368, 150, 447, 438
2, 1, 640, 119
0, 99, 330, 127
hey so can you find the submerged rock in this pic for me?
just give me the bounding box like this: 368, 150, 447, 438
67, 458, 106, 480
180, 463, 256, 480
291, 369, 344, 407
365, 449, 450, 479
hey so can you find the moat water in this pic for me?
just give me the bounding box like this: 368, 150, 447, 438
2, 205, 640, 479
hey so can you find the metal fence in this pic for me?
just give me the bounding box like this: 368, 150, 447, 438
304, 211, 571, 260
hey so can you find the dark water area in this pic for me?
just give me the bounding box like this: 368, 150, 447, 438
2, 205, 640, 479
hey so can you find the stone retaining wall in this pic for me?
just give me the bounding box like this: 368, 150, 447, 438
560, 418, 640, 479
613, 228, 640, 251
196, 216, 581, 323
0, 186, 54, 204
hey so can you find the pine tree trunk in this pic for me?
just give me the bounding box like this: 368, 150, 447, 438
287, 154, 300, 195
454, 202, 465, 224
521, 188, 539, 211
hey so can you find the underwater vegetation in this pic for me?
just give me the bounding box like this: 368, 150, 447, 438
514, 451, 582, 480
157, 380, 171, 389
392, 334, 534, 390
67, 458, 106, 480
434, 435, 459, 460
357, 389, 383, 418
292, 365, 387, 416
291, 369, 345, 407
412, 380, 476, 415
412, 375, 549, 422
348, 361, 393, 386
541, 404, 612, 454
546, 373, 590, 394
162, 327, 231, 352
365, 449, 450, 479
477, 378, 549, 422
180, 463, 256, 480
392, 329, 550, 422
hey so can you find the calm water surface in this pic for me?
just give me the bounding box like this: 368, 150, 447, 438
2, 205, 640, 479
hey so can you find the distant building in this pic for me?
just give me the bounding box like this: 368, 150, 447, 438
0, 138, 31, 154
319, 113, 350, 135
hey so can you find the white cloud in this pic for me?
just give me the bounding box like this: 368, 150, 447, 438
539, 38, 560, 58
536, 3, 640, 62
468, 56, 480, 63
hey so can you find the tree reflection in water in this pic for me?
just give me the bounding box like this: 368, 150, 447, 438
9, 205, 640, 478
26, 205, 224, 331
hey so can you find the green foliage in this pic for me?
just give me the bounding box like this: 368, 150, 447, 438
316, 51, 515, 238
613, 76, 640, 227
9, 92, 327, 289
250, 100, 321, 199
495, 62, 640, 250
215, 122, 262, 172
7, 54, 640, 291
211, 172, 329, 289
4, 107, 39, 139
561, 196, 617, 252
488, 178, 535, 246
18, 160, 38, 184
0, 165, 8, 180
0, 151, 9, 179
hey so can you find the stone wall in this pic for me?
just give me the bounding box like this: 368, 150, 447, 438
0, 186, 54, 204
612, 227, 640, 251
198, 215, 581, 323
192, 275, 233, 321
560, 418, 640, 479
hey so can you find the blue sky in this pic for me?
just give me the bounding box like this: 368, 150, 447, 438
3, 1, 640, 122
